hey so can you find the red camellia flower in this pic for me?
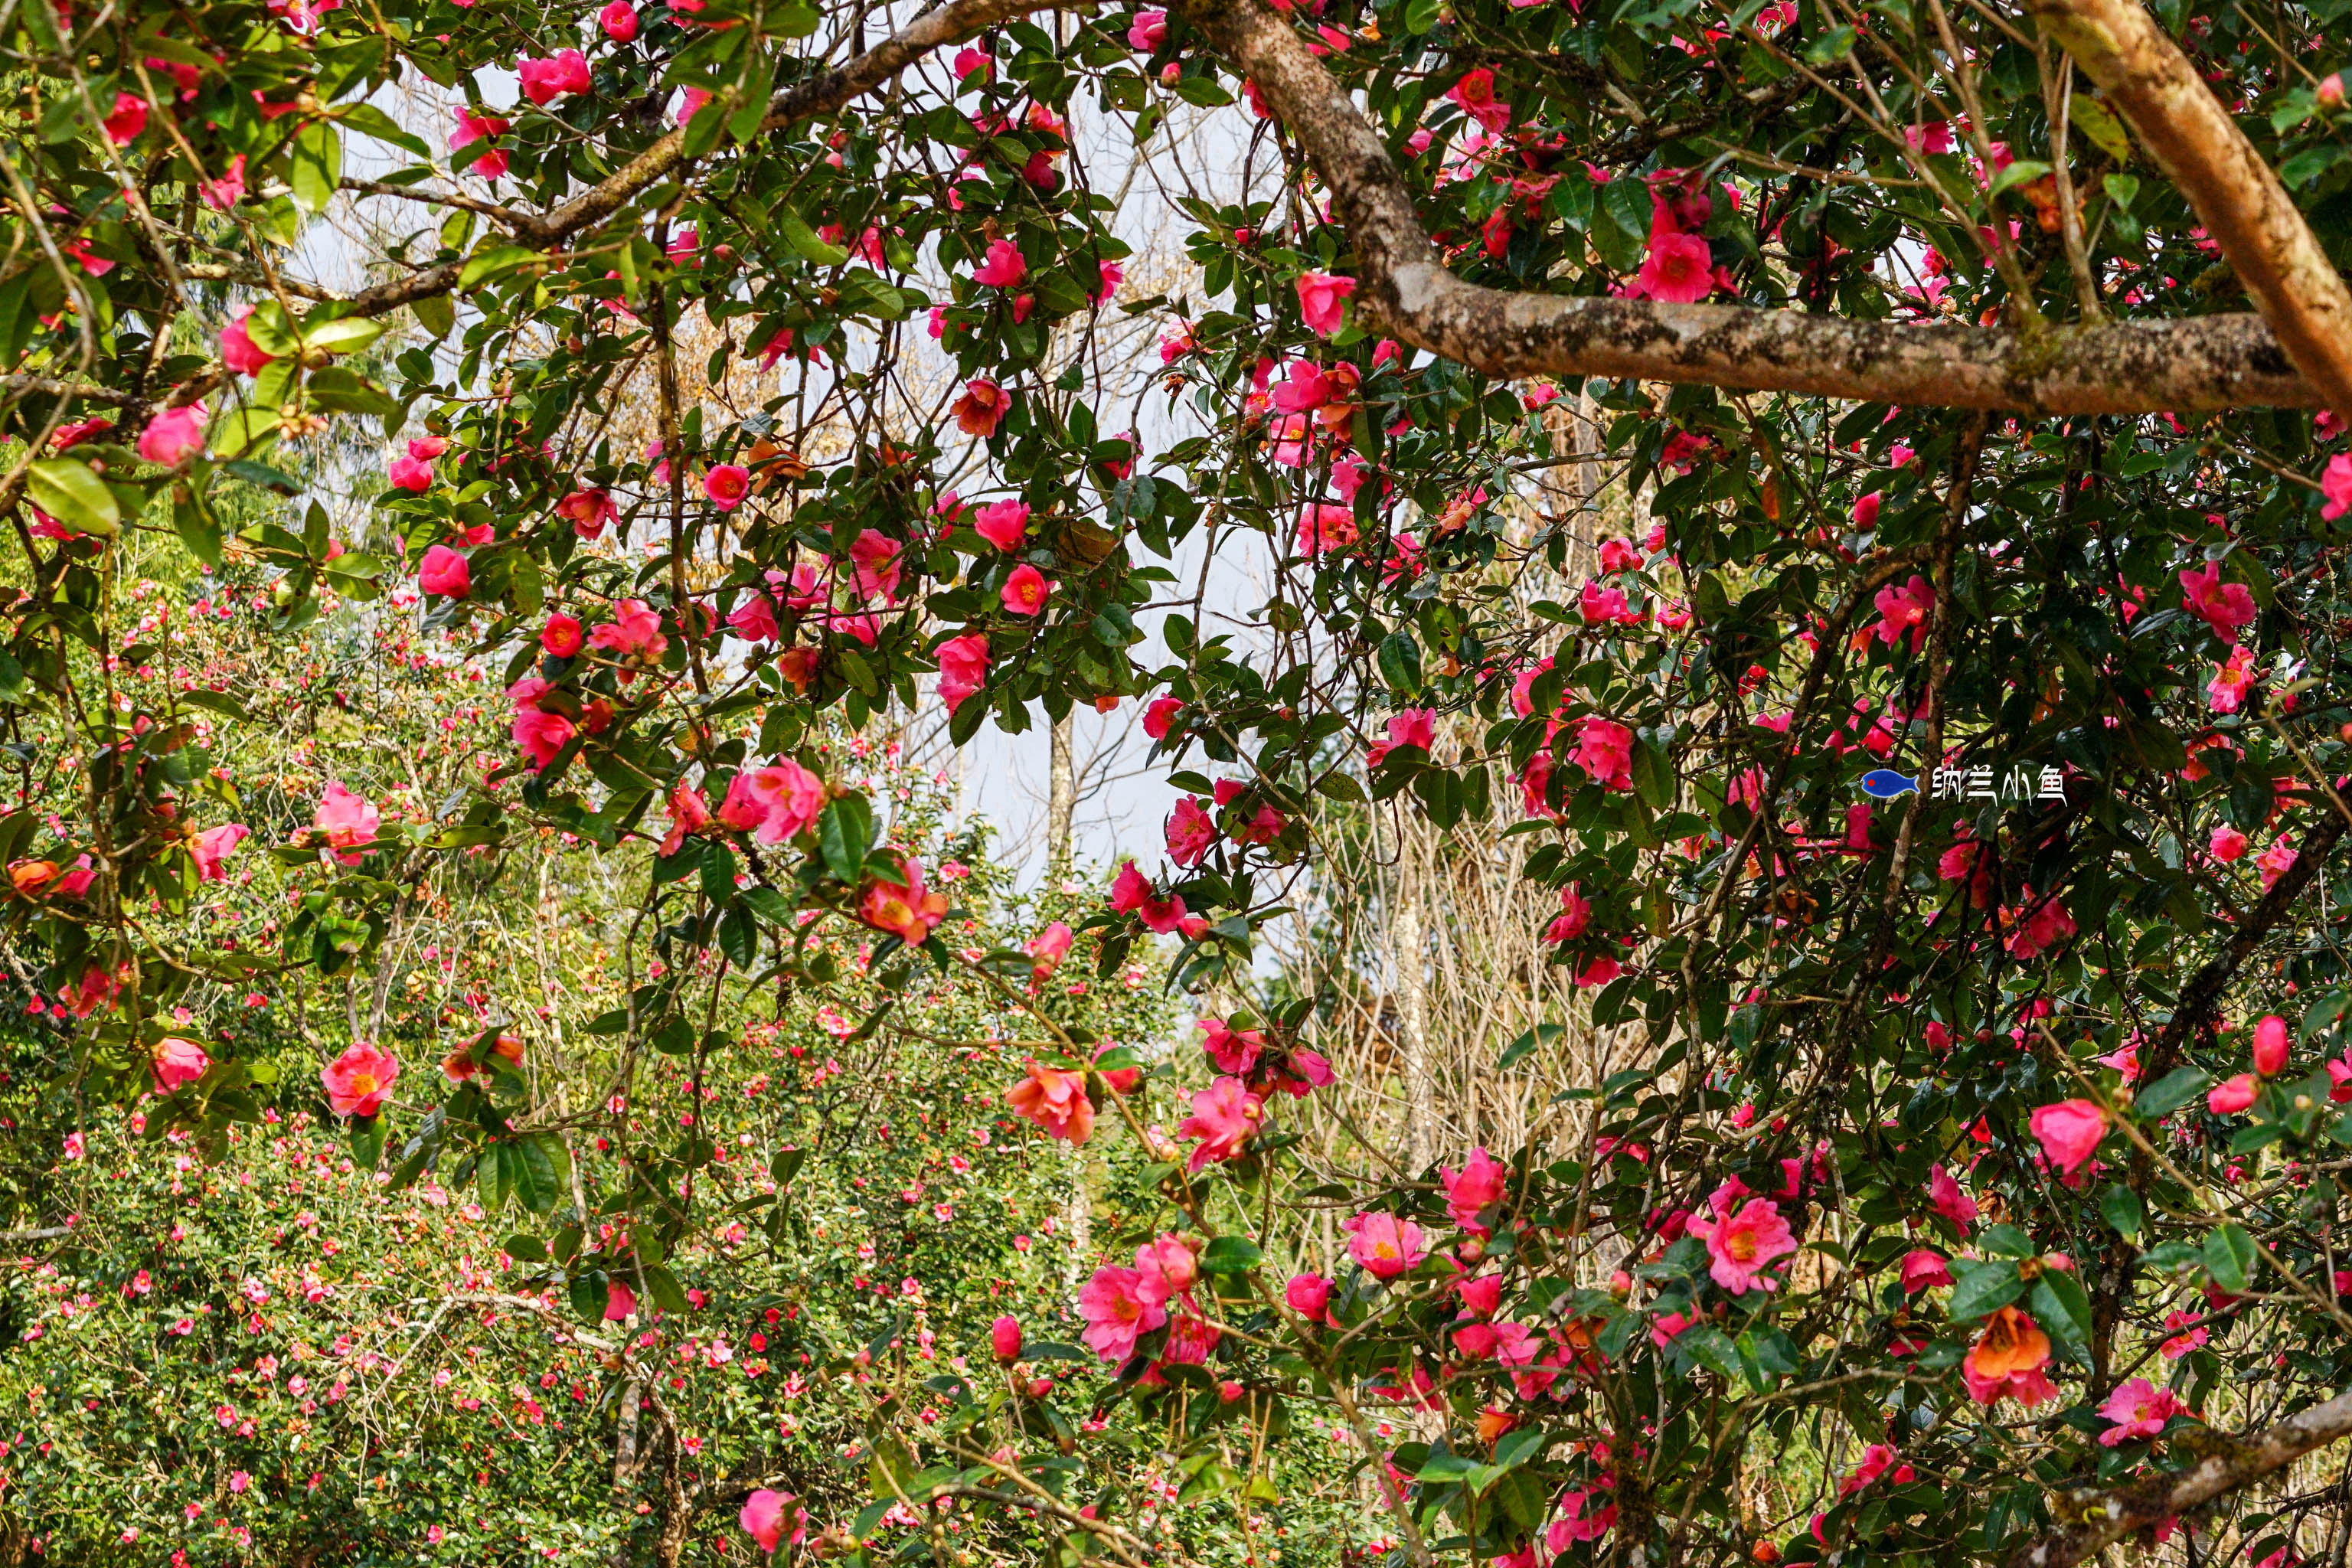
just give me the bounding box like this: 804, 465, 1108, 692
1962, 1306, 2056, 1406
857, 856, 949, 943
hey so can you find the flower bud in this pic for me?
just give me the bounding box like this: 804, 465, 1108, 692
990, 1314, 1022, 1364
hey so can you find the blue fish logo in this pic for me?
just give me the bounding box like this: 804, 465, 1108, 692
1860, 769, 1919, 799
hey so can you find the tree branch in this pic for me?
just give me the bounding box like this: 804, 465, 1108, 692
2010, 1385, 2352, 1568
2025, 0, 2352, 416
1173, 0, 2324, 413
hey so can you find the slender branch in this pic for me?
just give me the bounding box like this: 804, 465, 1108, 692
2025, 0, 2352, 414
2009, 1386, 2352, 1568
1173, 0, 2319, 413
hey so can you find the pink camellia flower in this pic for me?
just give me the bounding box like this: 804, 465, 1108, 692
704, 464, 750, 511
220, 309, 274, 375
1006, 1061, 1093, 1145
1134, 1234, 1197, 1303
2212, 824, 2249, 862
1638, 230, 1715, 302
2324, 452, 2352, 520
1343, 1210, 1427, 1279
1109, 860, 1189, 934
2161, 1310, 2208, 1357
1440, 1147, 1509, 1233
2260, 835, 2300, 891
513, 708, 575, 769
2098, 1377, 2189, 1446
541, 612, 584, 658
1295, 503, 1359, 556
658, 785, 713, 858
138, 404, 206, 467
1579, 579, 1631, 623
1128, 7, 1168, 47
1873, 575, 1936, 651
972, 238, 1027, 288
600, 0, 639, 38
1199, 1018, 1264, 1076
1285, 1272, 1333, 1321
1575, 717, 1635, 791
449, 106, 510, 178
953, 378, 1011, 437
2254, 1013, 2290, 1075
1838, 1444, 1915, 1496
2208, 1072, 2259, 1114
1166, 796, 1217, 866
2029, 1099, 2107, 1174
991, 1315, 1023, 1363
936, 632, 990, 714
2207, 643, 2256, 713
1962, 1305, 2056, 1406
320, 1040, 399, 1119
1177, 1077, 1265, 1170
715, 760, 824, 845
1688, 1194, 1798, 1293
604, 1280, 637, 1321
152, 1036, 210, 1094
555, 488, 616, 539
1544, 883, 1592, 944
388, 453, 434, 492
1296, 271, 1356, 336
1001, 563, 1050, 616
2180, 561, 2257, 638
1851, 492, 1882, 531
199, 153, 248, 211
973, 499, 1030, 550
417, 544, 469, 599
1143, 695, 1183, 739
739, 1490, 805, 1554
1078, 1265, 1168, 1364
191, 823, 249, 881
1900, 1249, 1952, 1293
1026, 921, 1074, 981
1929, 1165, 1978, 1229
313, 782, 381, 862
517, 48, 590, 104
590, 599, 668, 666
1364, 708, 1436, 769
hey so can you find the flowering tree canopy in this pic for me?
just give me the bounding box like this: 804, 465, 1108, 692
8, 0, 2352, 1553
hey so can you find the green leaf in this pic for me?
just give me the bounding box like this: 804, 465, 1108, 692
779, 209, 849, 267
334, 102, 431, 157
2203, 1222, 2256, 1293
2070, 97, 2133, 165
2099, 1182, 2144, 1240
413, 293, 456, 340
2135, 1067, 2209, 1119
1376, 632, 1423, 697
2030, 1269, 2092, 1355
459, 247, 541, 291
818, 794, 874, 883
1945, 1259, 2024, 1321
1803, 23, 1856, 62
289, 121, 344, 216
27, 459, 122, 536
640, 1262, 691, 1315
303, 315, 384, 355
1200, 1236, 1262, 1274
1677, 1325, 1744, 1381
1990, 158, 2053, 197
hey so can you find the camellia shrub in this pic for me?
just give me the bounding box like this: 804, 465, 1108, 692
8, 0, 2352, 1553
